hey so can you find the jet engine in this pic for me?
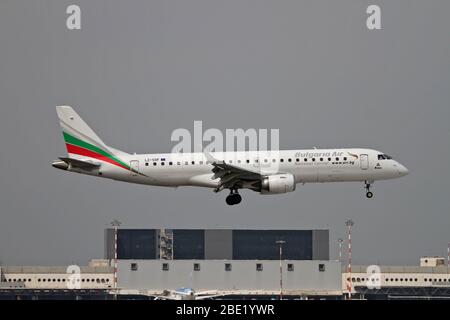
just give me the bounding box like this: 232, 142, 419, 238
260, 173, 296, 194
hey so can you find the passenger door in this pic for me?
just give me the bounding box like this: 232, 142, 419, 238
360, 154, 369, 170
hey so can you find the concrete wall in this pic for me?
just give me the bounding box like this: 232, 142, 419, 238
118, 260, 341, 295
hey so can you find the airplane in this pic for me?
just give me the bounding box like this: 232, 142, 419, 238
153, 288, 225, 300
52, 106, 409, 205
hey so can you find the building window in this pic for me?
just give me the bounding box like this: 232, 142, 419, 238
131, 263, 138, 271
162, 263, 169, 271
287, 264, 294, 272
225, 263, 232, 271
318, 264, 325, 272
256, 263, 263, 271
194, 263, 200, 271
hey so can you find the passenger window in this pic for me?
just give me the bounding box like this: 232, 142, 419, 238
304, 158, 308, 162
246, 159, 250, 163
153, 162, 157, 166
320, 158, 323, 161
343, 157, 347, 161
296, 158, 300, 162
145, 162, 149, 166
280, 159, 284, 162
169, 162, 173, 165
191, 161, 195, 165
328, 158, 331, 161
161, 162, 165, 166
288, 158, 292, 162
335, 157, 339, 161
312, 158, 315, 162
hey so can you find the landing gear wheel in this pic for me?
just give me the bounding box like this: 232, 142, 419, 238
226, 190, 242, 205
232, 193, 242, 205
226, 195, 234, 205
364, 181, 373, 199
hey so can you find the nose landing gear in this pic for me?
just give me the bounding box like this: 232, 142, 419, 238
364, 181, 373, 198
226, 189, 242, 205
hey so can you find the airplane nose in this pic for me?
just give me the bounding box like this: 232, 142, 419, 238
398, 164, 409, 176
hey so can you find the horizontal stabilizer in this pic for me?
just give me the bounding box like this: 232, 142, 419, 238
52, 157, 101, 170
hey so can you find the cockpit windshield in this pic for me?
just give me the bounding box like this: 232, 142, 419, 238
378, 154, 392, 160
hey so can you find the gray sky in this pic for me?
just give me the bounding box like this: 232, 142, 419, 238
0, 0, 449, 266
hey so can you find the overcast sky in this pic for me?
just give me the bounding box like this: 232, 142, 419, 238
0, 0, 449, 266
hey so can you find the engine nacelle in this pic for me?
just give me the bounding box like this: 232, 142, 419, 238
260, 173, 296, 194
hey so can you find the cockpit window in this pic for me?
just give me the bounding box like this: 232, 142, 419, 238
378, 154, 392, 160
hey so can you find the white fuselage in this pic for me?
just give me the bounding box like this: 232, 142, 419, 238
68, 148, 408, 189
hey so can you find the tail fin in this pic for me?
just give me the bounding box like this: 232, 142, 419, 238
57, 106, 107, 152
56, 106, 130, 168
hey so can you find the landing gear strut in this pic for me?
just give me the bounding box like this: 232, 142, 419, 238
226, 189, 242, 205
364, 181, 373, 198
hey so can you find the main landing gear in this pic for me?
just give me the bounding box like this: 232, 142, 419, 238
364, 181, 373, 198
226, 189, 242, 205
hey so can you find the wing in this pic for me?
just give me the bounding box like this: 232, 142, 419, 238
195, 294, 227, 300
210, 160, 262, 192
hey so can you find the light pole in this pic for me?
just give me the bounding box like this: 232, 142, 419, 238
111, 219, 122, 300
447, 242, 450, 267
345, 219, 354, 300
338, 238, 343, 263
276, 240, 286, 300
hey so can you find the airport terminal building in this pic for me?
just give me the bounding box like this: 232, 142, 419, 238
104, 228, 339, 297
1, 227, 450, 300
